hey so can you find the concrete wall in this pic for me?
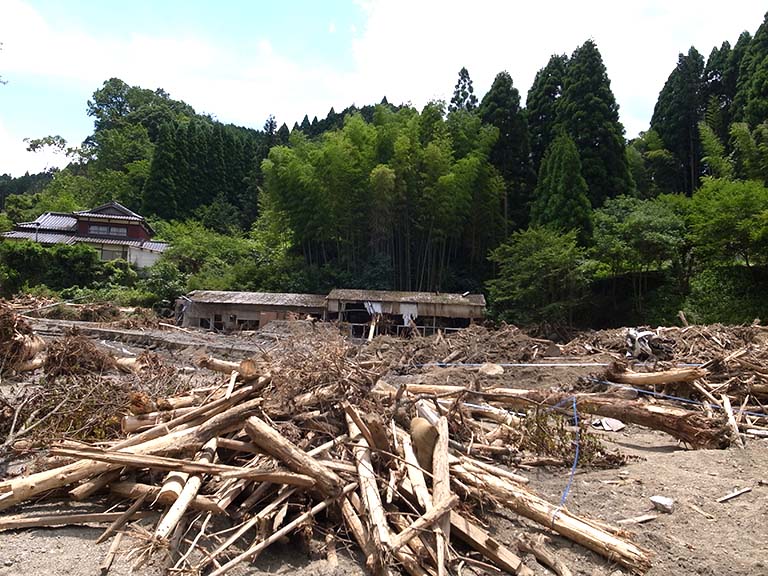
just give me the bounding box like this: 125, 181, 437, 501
128, 247, 162, 269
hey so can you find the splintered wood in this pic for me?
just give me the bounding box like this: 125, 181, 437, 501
15, 314, 768, 574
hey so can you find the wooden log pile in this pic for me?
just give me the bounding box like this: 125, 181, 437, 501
0, 346, 655, 576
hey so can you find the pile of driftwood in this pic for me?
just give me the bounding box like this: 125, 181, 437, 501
1, 338, 658, 576
5, 309, 768, 575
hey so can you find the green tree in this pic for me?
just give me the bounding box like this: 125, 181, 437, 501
530, 132, 592, 243
690, 177, 768, 267
526, 54, 568, 174
698, 121, 733, 178
733, 13, 768, 126
650, 47, 706, 195
478, 71, 535, 230
558, 39, 633, 206
448, 67, 478, 113
142, 123, 180, 218
487, 227, 591, 325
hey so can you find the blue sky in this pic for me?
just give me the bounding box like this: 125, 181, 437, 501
1, 0, 766, 176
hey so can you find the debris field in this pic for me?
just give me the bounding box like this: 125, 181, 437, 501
1, 303, 767, 576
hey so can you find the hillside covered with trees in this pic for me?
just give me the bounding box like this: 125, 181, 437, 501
3, 12, 768, 328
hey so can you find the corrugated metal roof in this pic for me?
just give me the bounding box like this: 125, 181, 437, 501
188, 290, 327, 308
16, 213, 77, 231
3, 232, 168, 253
326, 289, 486, 307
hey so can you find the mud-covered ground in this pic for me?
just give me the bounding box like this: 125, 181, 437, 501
1, 320, 767, 576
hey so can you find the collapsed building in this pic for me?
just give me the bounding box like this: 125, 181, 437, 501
178, 289, 486, 335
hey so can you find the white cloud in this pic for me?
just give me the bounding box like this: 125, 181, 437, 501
0, 0, 766, 176
0, 119, 68, 176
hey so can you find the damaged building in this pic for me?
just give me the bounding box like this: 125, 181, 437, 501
326, 289, 486, 337
179, 290, 327, 331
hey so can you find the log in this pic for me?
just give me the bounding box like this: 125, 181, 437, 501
244, 415, 344, 496
50, 445, 315, 487
721, 394, 745, 449
347, 413, 392, 552
452, 465, 651, 573
608, 367, 709, 387
401, 433, 433, 511
110, 481, 224, 514
196, 355, 264, 382
340, 496, 391, 576
157, 470, 189, 503
402, 386, 729, 449
121, 407, 197, 434
69, 469, 123, 500
207, 482, 358, 576
0, 511, 154, 531
517, 534, 573, 576
156, 438, 218, 541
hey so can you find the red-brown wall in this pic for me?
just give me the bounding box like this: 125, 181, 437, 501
76, 219, 150, 240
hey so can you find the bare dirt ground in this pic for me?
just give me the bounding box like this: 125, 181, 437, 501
1, 319, 767, 576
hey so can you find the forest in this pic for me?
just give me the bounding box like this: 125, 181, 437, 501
2, 12, 768, 329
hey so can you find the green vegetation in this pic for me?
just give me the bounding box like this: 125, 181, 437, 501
4, 13, 768, 327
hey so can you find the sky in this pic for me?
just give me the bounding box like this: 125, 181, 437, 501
0, 0, 766, 177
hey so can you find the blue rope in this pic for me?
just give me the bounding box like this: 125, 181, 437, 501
543, 396, 580, 524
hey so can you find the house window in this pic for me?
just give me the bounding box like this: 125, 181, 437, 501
89, 224, 128, 237
101, 246, 128, 261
